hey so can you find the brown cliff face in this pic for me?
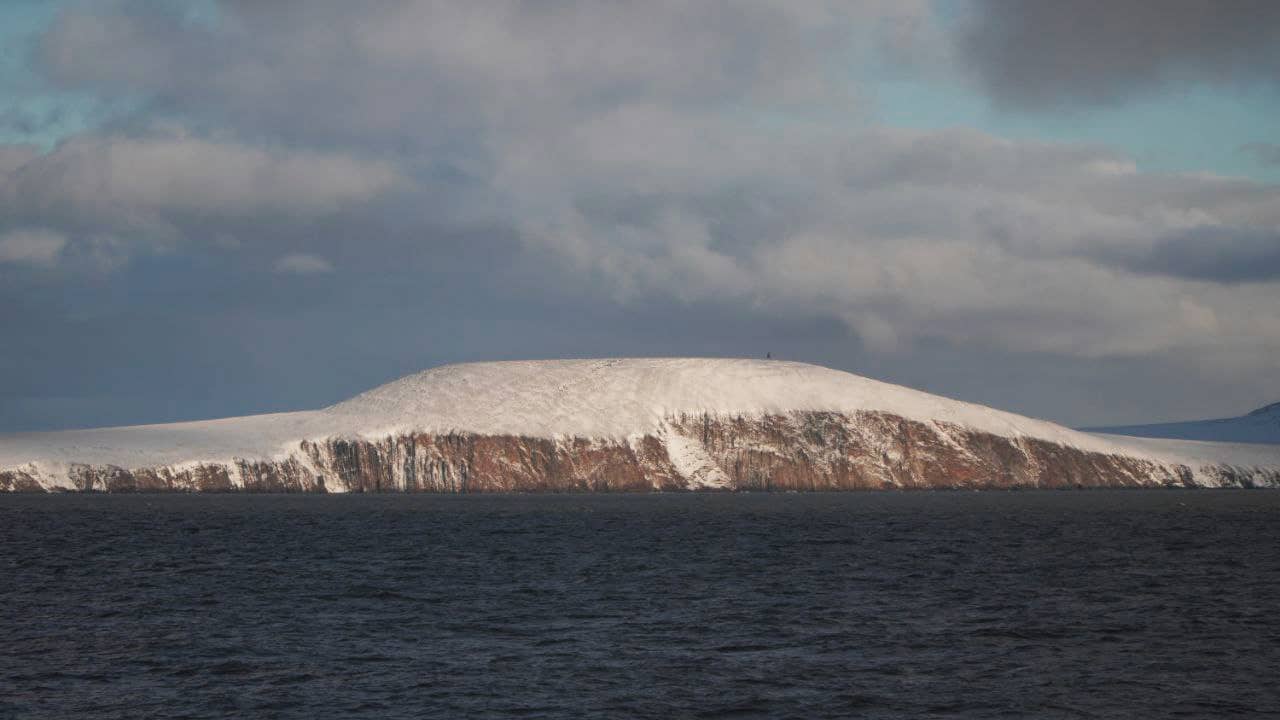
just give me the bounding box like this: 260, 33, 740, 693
663, 412, 1203, 491
298, 433, 686, 493
3, 411, 1277, 492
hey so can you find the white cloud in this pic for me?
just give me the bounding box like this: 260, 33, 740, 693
273, 253, 334, 275
1, 131, 402, 221
0, 131, 405, 264
499, 125, 1280, 360
40, 2, 935, 147
0, 228, 67, 266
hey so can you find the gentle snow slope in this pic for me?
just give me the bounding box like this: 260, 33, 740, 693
1083, 402, 1280, 445
327, 359, 1118, 448
3, 358, 1279, 474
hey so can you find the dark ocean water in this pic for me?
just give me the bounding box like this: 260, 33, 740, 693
2, 491, 1279, 719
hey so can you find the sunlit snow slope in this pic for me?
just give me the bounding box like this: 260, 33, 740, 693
327, 359, 1121, 447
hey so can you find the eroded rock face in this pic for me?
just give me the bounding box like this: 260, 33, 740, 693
297, 433, 686, 493
0, 468, 42, 492
5, 411, 1278, 492
663, 412, 1201, 491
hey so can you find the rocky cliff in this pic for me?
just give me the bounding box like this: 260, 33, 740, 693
4, 359, 1280, 492
4, 409, 1277, 493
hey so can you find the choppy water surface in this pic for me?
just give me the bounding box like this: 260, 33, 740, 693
3, 491, 1279, 719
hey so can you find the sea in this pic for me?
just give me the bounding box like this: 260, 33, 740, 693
2, 491, 1279, 719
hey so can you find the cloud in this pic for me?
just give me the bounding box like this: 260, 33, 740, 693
0, 228, 67, 266
959, 1, 1280, 109
498, 124, 1280, 358
0, 130, 404, 264
0, 144, 39, 176
0, 106, 64, 136
1241, 142, 1280, 167
16, 3, 1280, 362
3, 0, 1278, 430
2, 131, 402, 219
1100, 226, 1280, 283
273, 253, 334, 275
38, 1, 937, 148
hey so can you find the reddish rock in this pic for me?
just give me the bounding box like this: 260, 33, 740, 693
5, 411, 1278, 492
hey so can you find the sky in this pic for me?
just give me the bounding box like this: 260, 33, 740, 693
1, 0, 1279, 432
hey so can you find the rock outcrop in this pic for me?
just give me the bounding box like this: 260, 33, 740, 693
5, 410, 1277, 493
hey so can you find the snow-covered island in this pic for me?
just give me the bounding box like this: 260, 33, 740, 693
1084, 402, 1280, 445
2, 358, 1278, 492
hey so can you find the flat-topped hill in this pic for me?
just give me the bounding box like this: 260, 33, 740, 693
3, 358, 1279, 492
326, 358, 1106, 447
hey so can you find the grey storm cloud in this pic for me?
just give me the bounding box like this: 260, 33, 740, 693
1130, 227, 1280, 283
15, 0, 1280, 360
2, 0, 1278, 431
960, 0, 1280, 109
